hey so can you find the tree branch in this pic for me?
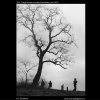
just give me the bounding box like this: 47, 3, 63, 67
52, 39, 71, 44
47, 50, 59, 55
36, 49, 40, 58
26, 4, 41, 23
51, 24, 70, 38
47, 45, 63, 55
42, 25, 52, 55
17, 5, 43, 56
19, 35, 33, 42
22, 23, 32, 32
26, 64, 37, 73
43, 59, 67, 69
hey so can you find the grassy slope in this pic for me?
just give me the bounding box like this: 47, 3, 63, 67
17, 87, 85, 96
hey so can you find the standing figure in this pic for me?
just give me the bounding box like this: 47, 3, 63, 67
61, 84, 64, 90
41, 79, 45, 88
73, 78, 78, 91
48, 81, 52, 89
66, 86, 68, 91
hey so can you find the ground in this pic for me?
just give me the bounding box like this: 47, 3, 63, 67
16, 87, 85, 96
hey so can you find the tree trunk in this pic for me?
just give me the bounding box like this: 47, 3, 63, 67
25, 73, 28, 88
26, 73, 28, 84
32, 55, 43, 88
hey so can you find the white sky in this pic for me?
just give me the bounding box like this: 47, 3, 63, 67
17, 4, 85, 91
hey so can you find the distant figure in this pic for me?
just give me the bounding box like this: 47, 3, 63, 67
48, 81, 52, 89
41, 79, 45, 88
66, 86, 68, 91
73, 78, 78, 91
61, 84, 64, 90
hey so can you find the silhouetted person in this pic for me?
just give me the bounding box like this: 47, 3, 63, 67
73, 78, 78, 91
48, 81, 52, 89
61, 84, 64, 90
41, 79, 45, 88
66, 86, 68, 91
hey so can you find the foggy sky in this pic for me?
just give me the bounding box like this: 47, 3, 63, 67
17, 4, 85, 91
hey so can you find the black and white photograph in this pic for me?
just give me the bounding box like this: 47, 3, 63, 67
16, 3, 85, 97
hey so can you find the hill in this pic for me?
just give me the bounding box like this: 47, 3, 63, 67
17, 87, 85, 96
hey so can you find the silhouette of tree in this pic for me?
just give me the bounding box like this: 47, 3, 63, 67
17, 4, 77, 88
17, 58, 37, 84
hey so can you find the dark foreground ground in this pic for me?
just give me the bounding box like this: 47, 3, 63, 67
17, 87, 85, 96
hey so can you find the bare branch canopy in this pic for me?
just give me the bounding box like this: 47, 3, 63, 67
17, 4, 78, 87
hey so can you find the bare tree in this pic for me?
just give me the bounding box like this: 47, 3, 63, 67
17, 58, 37, 84
17, 4, 77, 88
